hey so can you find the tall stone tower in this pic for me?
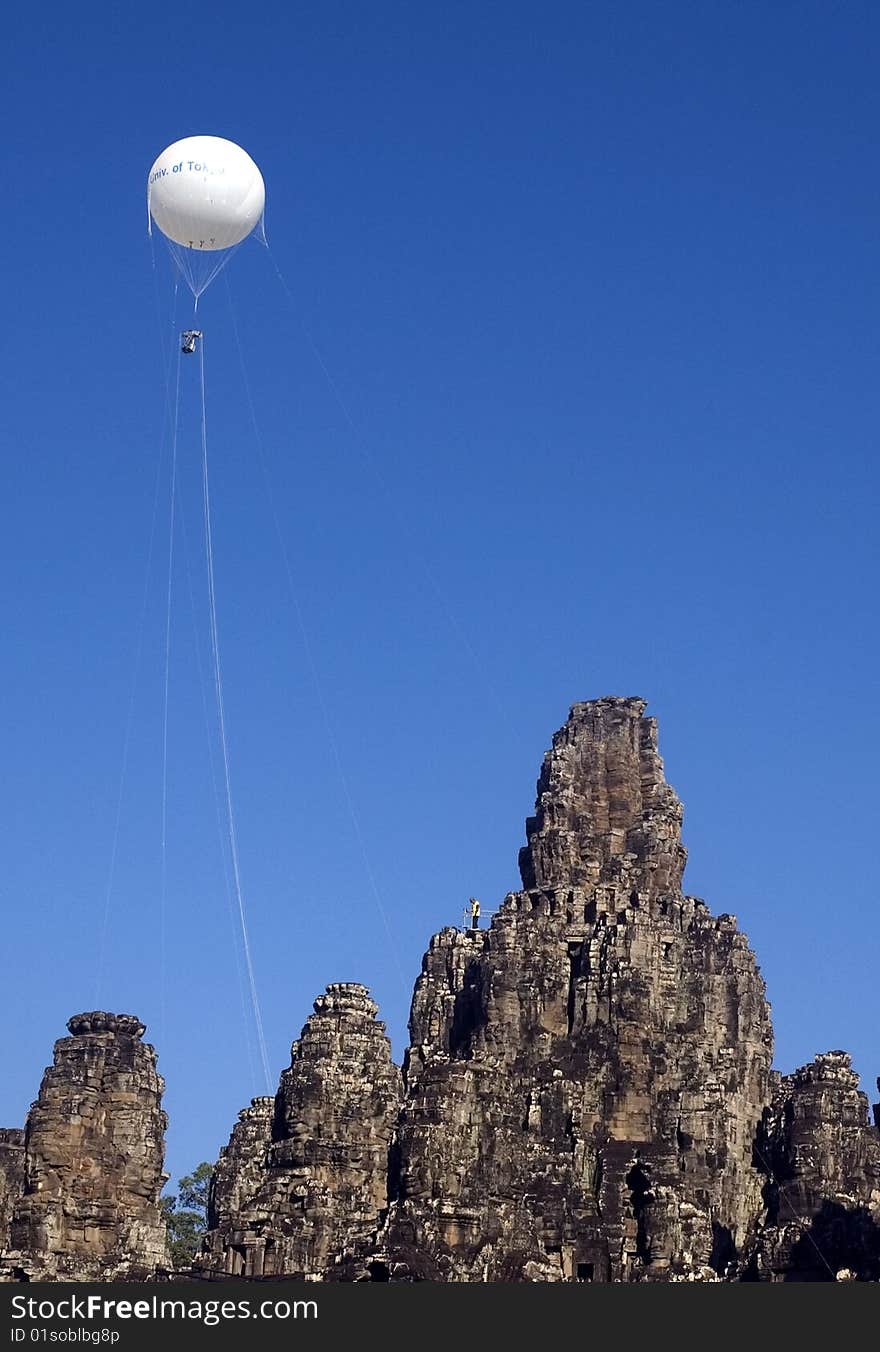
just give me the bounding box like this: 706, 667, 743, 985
6, 1012, 167, 1280
747, 1053, 880, 1280
202, 983, 402, 1278
381, 697, 774, 1280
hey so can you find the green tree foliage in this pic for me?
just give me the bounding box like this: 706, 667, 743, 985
162, 1162, 213, 1269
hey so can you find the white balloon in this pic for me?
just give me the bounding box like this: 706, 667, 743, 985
148, 135, 265, 251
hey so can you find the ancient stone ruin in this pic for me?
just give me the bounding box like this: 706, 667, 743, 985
747, 1053, 880, 1280
0, 1012, 167, 1281
202, 983, 402, 1278
0, 1132, 25, 1266
198, 698, 879, 1281
1, 697, 878, 1281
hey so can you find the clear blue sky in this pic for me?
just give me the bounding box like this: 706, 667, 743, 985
1, 2, 877, 1187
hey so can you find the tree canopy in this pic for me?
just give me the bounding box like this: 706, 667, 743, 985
161, 1162, 213, 1269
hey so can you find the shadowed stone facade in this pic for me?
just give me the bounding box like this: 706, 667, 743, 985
0, 1131, 25, 1259
746, 1053, 880, 1281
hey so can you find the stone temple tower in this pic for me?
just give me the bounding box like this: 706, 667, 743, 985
4, 1012, 167, 1280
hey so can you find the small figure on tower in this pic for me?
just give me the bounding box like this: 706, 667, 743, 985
468, 896, 480, 929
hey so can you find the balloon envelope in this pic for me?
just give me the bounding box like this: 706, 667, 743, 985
148, 135, 265, 251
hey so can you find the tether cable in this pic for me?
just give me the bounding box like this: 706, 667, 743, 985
197, 334, 272, 1090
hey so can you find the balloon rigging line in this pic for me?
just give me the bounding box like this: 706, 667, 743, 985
95, 277, 179, 1004
158, 345, 183, 1048
198, 336, 273, 1091
224, 276, 409, 997
265, 248, 516, 739
176, 480, 260, 1095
